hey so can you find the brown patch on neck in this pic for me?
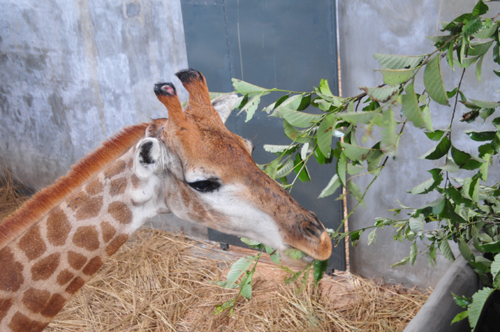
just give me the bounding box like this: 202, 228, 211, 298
105, 234, 129, 256
108, 201, 133, 224
8, 312, 48, 332
46, 208, 71, 247
82, 256, 104, 275
0, 298, 13, 323
40, 293, 66, 318
0, 123, 148, 250
0, 247, 24, 292
86, 178, 104, 195
72, 226, 100, 251
18, 224, 46, 260
65, 277, 85, 295
110, 177, 128, 196
67, 251, 87, 270
105, 160, 127, 179
101, 222, 116, 243
22, 288, 50, 314
31, 253, 60, 281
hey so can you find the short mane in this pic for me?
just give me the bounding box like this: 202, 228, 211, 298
0, 123, 148, 249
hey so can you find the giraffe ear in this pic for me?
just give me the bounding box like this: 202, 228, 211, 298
211, 93, 239, 124
134, 138, 167, 178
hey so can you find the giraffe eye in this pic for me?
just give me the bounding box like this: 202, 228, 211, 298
187, 180, 220, 193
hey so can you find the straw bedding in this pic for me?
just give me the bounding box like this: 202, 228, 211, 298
1, 167, 429, 332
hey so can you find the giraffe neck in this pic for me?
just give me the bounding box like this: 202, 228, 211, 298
0, 147, 167, 331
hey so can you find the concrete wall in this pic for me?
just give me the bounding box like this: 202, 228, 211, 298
339, 0, 500, 288
0, 0, 188, 191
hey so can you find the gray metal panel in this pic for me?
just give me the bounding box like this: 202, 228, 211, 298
181, 0, 344, 270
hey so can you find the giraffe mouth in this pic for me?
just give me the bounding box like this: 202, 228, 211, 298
278, 245, 314, 269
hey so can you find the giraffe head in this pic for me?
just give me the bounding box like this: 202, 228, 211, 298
133, 69, 332, 261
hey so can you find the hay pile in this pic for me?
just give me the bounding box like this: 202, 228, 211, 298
43, 229, 428, 332
0, 167, 429, 331
0, 165, 29, 220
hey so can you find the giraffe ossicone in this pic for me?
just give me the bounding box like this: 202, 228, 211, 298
0, 68, 332, 331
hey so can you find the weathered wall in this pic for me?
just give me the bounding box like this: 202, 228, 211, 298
339, 0, 500, 288
0, 0, 188, 191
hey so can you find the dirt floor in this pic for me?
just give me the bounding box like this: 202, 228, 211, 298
1, 167, 430, 331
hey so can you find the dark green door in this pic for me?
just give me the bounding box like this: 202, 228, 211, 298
181, 0, 344, 271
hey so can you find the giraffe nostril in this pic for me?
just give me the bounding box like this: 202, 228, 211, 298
301, 222, 321, 238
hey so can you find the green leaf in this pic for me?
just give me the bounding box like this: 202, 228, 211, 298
226, 256, 256, 285
293, 154, 310, 182
410, 242, 418, 265
409, 217, 424, 234
348, 181, 364, 203
283, 120, 311, 143
263, 144, 294, 154
463, 16, 483, 36
451, 146, 471, 166
317, 113, 337, 158
240, 270, 254, 299
447, 41, 455, 69
454, 56, 480, 69
472, 0, 488, 16
468, 40, 494, 56
425, 130, 446, 141
451, 311, 469, 324
284, 248, 307, 260
469, 99, 500, 109
419, 136, 451, 160
365, 143, 384, 172
318, 174, 341, 199
283, 110, 323, 128
339, 110, 380, 125
377, 68, 415, 85
272, 95, 303, 117
473, 22, 497, 39
347, 163, 365, 175
313, 260, 328, 286
232, 79, 270, 96
458, 238, 475, 262
318, 79, 333, 97
440, 157, 460, 173
476, 55, 484, 82
468, 287, 495, 330
466, 130, 496, 141
242, 95, 261, 122
477, 240, 500, 253
491, 254, 500, 279
360, 86, 399, 103
424, 56, 450, 106
390, 256, 410, 268
373, 53, 426, 69
409, 172, 442, 195
422, 106, 434, 131
265, 246, 280, 264
380, 108, 398, 156
401, 82, 430, 130
341, 142, 373, 162
337, 153, 347, 186
479, 153, 490, 182
453, 294, 472, 308
240, 237, 262, 247
367, 229, 377, 245
350, 230, 361, 247
439, 239, 456, 262
469, 176, 480, 202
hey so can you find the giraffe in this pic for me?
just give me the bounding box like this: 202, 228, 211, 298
0, 69, 332, 331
